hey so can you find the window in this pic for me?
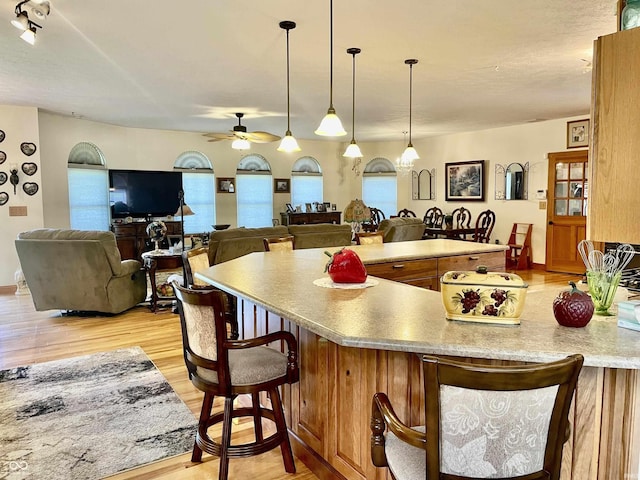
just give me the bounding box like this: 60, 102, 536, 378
174, 151, 215, 234
362, 158, 397, 218
236, 154, 273, 227
291, 156, 323, 207
67, 142, 109, 230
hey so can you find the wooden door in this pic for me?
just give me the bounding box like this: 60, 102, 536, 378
546, 150, 588, 273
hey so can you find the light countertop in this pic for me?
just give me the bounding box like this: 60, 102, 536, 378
196, 240, 640, 369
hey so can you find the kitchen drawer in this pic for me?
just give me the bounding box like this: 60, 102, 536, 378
438, 251, 505, 273
366, 258, 437, 283
404, 276, 439, 290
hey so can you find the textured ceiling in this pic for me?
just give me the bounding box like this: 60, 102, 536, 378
0, 0, 618, 142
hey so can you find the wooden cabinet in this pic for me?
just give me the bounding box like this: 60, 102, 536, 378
437, 251, 505, 274
281, 211, 342, 225
589, 27, 640, 243
110, 221, 182, 260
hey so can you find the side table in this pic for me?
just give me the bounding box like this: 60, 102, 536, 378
141, 250, 183, 312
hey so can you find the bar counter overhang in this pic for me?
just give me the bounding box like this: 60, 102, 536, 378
197, 239, 640, 480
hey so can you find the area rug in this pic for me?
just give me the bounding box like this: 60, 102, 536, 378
0, 347, 197, 480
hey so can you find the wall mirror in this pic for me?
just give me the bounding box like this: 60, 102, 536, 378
495, 162, 528, 200
412, 169, 435, 200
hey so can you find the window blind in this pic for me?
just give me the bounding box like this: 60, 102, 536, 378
182, 172, 215, 234
68, 167, 110, 231
362, 175, 397, 219
236, 174, 273, 227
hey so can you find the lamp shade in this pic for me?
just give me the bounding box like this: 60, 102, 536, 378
174, 204, 195, 217
231, 138, 250, 150
344, 199, 371, 224
315, 111, 346, 136
20, 27, 36, 45
343, 140, 362, 158
277, 133, 301, 153
11, 12, 29, 31
402, 145, 420, 162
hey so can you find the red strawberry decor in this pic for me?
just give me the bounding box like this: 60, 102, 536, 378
553, 281, 594, 328
324, 248, 368, 284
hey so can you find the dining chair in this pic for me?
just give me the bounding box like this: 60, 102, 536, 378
397, 208, 417, 218
356, 231, 384, 245
451, 207, 472, 239
471, 209, 496, 243
263, 235, 295, 251
174, 283, 300, 480
182, 246, 239, 340
422, 206, 443, 228
371, 354, 584, 480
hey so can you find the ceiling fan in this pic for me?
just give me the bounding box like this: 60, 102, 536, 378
203, 113, 281, 145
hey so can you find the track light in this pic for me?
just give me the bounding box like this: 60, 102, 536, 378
11, 11, 29, 31
11, 1, 51, 45
20, 25, 37, 45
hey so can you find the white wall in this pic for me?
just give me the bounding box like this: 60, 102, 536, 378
0, 108, 587, 286
0, 106, 44, 287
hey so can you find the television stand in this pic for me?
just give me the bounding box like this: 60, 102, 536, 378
111, 221, 182, 261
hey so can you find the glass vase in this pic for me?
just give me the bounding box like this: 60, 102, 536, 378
586, 271, 622, 316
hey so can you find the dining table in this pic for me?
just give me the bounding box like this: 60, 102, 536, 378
423, 226, 483, 240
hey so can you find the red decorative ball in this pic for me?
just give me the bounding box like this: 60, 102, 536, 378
553, 281, 594, 328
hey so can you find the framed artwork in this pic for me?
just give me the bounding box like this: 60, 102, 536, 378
274, 178, 290, 193
567, 119, 590, 149
445, 160, 485, 201
217, 177, 235, 193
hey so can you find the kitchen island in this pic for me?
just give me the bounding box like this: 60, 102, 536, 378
196, 239, 640, 480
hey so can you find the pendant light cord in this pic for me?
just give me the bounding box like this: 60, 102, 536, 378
351, 51, 356, 141
329, 0, 334, 110
408, 62, 413, 145
286, 27, 291, 132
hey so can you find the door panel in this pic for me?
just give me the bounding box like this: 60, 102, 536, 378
546, 150, 588, 273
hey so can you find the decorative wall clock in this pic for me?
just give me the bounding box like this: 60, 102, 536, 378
20, 142, 36, 156
22, 162, 37, 176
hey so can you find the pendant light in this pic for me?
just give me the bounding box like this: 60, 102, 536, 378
277, 20, 301, 153
398, 58, 419, 170
315, 0, 346, 137
343, 47, 363, 158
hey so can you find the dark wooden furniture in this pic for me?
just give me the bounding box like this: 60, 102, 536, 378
280, 211, 341, 226
471, 209, 496, 243
422, 206, 443, 228
423, 226, 482, 241
111, 221, 182, 260
173, 285, 299, 480
396, 208, 416, 218
506, 223, 533, 270
371, 354, 583, 480
451, 207, 471, 235
362, 207, 385, 232
142, 250, 182, 312
263, 235, 295, 251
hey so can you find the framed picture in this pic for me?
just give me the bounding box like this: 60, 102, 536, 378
316, 203, 326, 212
274, 178, 290, 193
217, 177, 235, 193
567, 119, 590, 149
445, 160, 485, 201
305, 203, 313, 213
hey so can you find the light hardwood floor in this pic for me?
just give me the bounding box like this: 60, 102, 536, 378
0, 269, 576, 479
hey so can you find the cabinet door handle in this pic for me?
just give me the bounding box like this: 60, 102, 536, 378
469, 256, 480, 260
392, 264, 405, 269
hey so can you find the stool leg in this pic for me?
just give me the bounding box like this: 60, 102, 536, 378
192, 392, 214, 462
218, 396, 234, 480
251, 392, 264, 442
269, 387, 296, 473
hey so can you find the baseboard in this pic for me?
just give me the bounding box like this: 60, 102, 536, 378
532, 262, 546, 270
289, 431, 346, 480
0, 285, 16, 295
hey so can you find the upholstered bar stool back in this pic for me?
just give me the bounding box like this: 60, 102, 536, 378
263, 235, 295, 251
371, 354, 583, 480
174, 284, 299, 480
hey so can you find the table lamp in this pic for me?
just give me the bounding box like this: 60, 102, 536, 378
174, 190, 195, 253
344, 199, 371, 239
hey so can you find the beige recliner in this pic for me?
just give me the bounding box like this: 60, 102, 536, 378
15, 229, 147, 314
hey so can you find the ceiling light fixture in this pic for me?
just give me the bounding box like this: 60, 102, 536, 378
397, 59, 419, 172
11, 1, 51, 45
343, 47, 363, 158
231, 138, 251, 151
277, 20, 301, 153
11, 11, 29, 30
315, 0, 346, 137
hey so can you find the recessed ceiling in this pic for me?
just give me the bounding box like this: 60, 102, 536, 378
0, 0, 617, 142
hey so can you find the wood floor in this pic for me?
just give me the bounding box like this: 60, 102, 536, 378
0, 269, 577, 480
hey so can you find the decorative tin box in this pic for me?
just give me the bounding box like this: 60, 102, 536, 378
441, 267, 528, 325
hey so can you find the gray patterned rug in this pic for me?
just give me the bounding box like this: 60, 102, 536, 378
0, 347, 197, 479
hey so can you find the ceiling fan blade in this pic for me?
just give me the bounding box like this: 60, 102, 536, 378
245, 131, 282, 143
203, 132, 236, 142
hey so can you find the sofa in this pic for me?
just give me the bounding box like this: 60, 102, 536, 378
378, 217, 426, 243
208, 224, 353, 265
15, 229, 147, 314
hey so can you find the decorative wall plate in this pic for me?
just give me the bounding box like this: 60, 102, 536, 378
21, 162, 37, 176
0, 192, 8, 205
0, 130, 4, 143
23, 182, 38, 196
20, 142, 36, 156
0, 151, 5, 164
0, 172, 6, 185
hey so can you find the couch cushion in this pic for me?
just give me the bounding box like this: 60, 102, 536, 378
378, 217, 426, 243
287, 224, 352, 249
209, 226, 290, 264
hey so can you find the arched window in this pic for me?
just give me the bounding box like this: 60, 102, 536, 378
291, 156, 323, 208
67, 142, 109, 230
362, 157, 397, 219
236, 154, 273, 227
174, 151, 215, 234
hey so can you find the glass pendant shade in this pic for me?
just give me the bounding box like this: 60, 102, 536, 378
11, 12, 29, 31
315, 110, 346, 136
402, 144, 420, 162
231, 138, 250, 150
277, 132, 301, 152
343, 140, 362, 158
20, 27, 36, 45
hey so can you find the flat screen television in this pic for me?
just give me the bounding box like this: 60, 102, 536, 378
109, 169, 183, 219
